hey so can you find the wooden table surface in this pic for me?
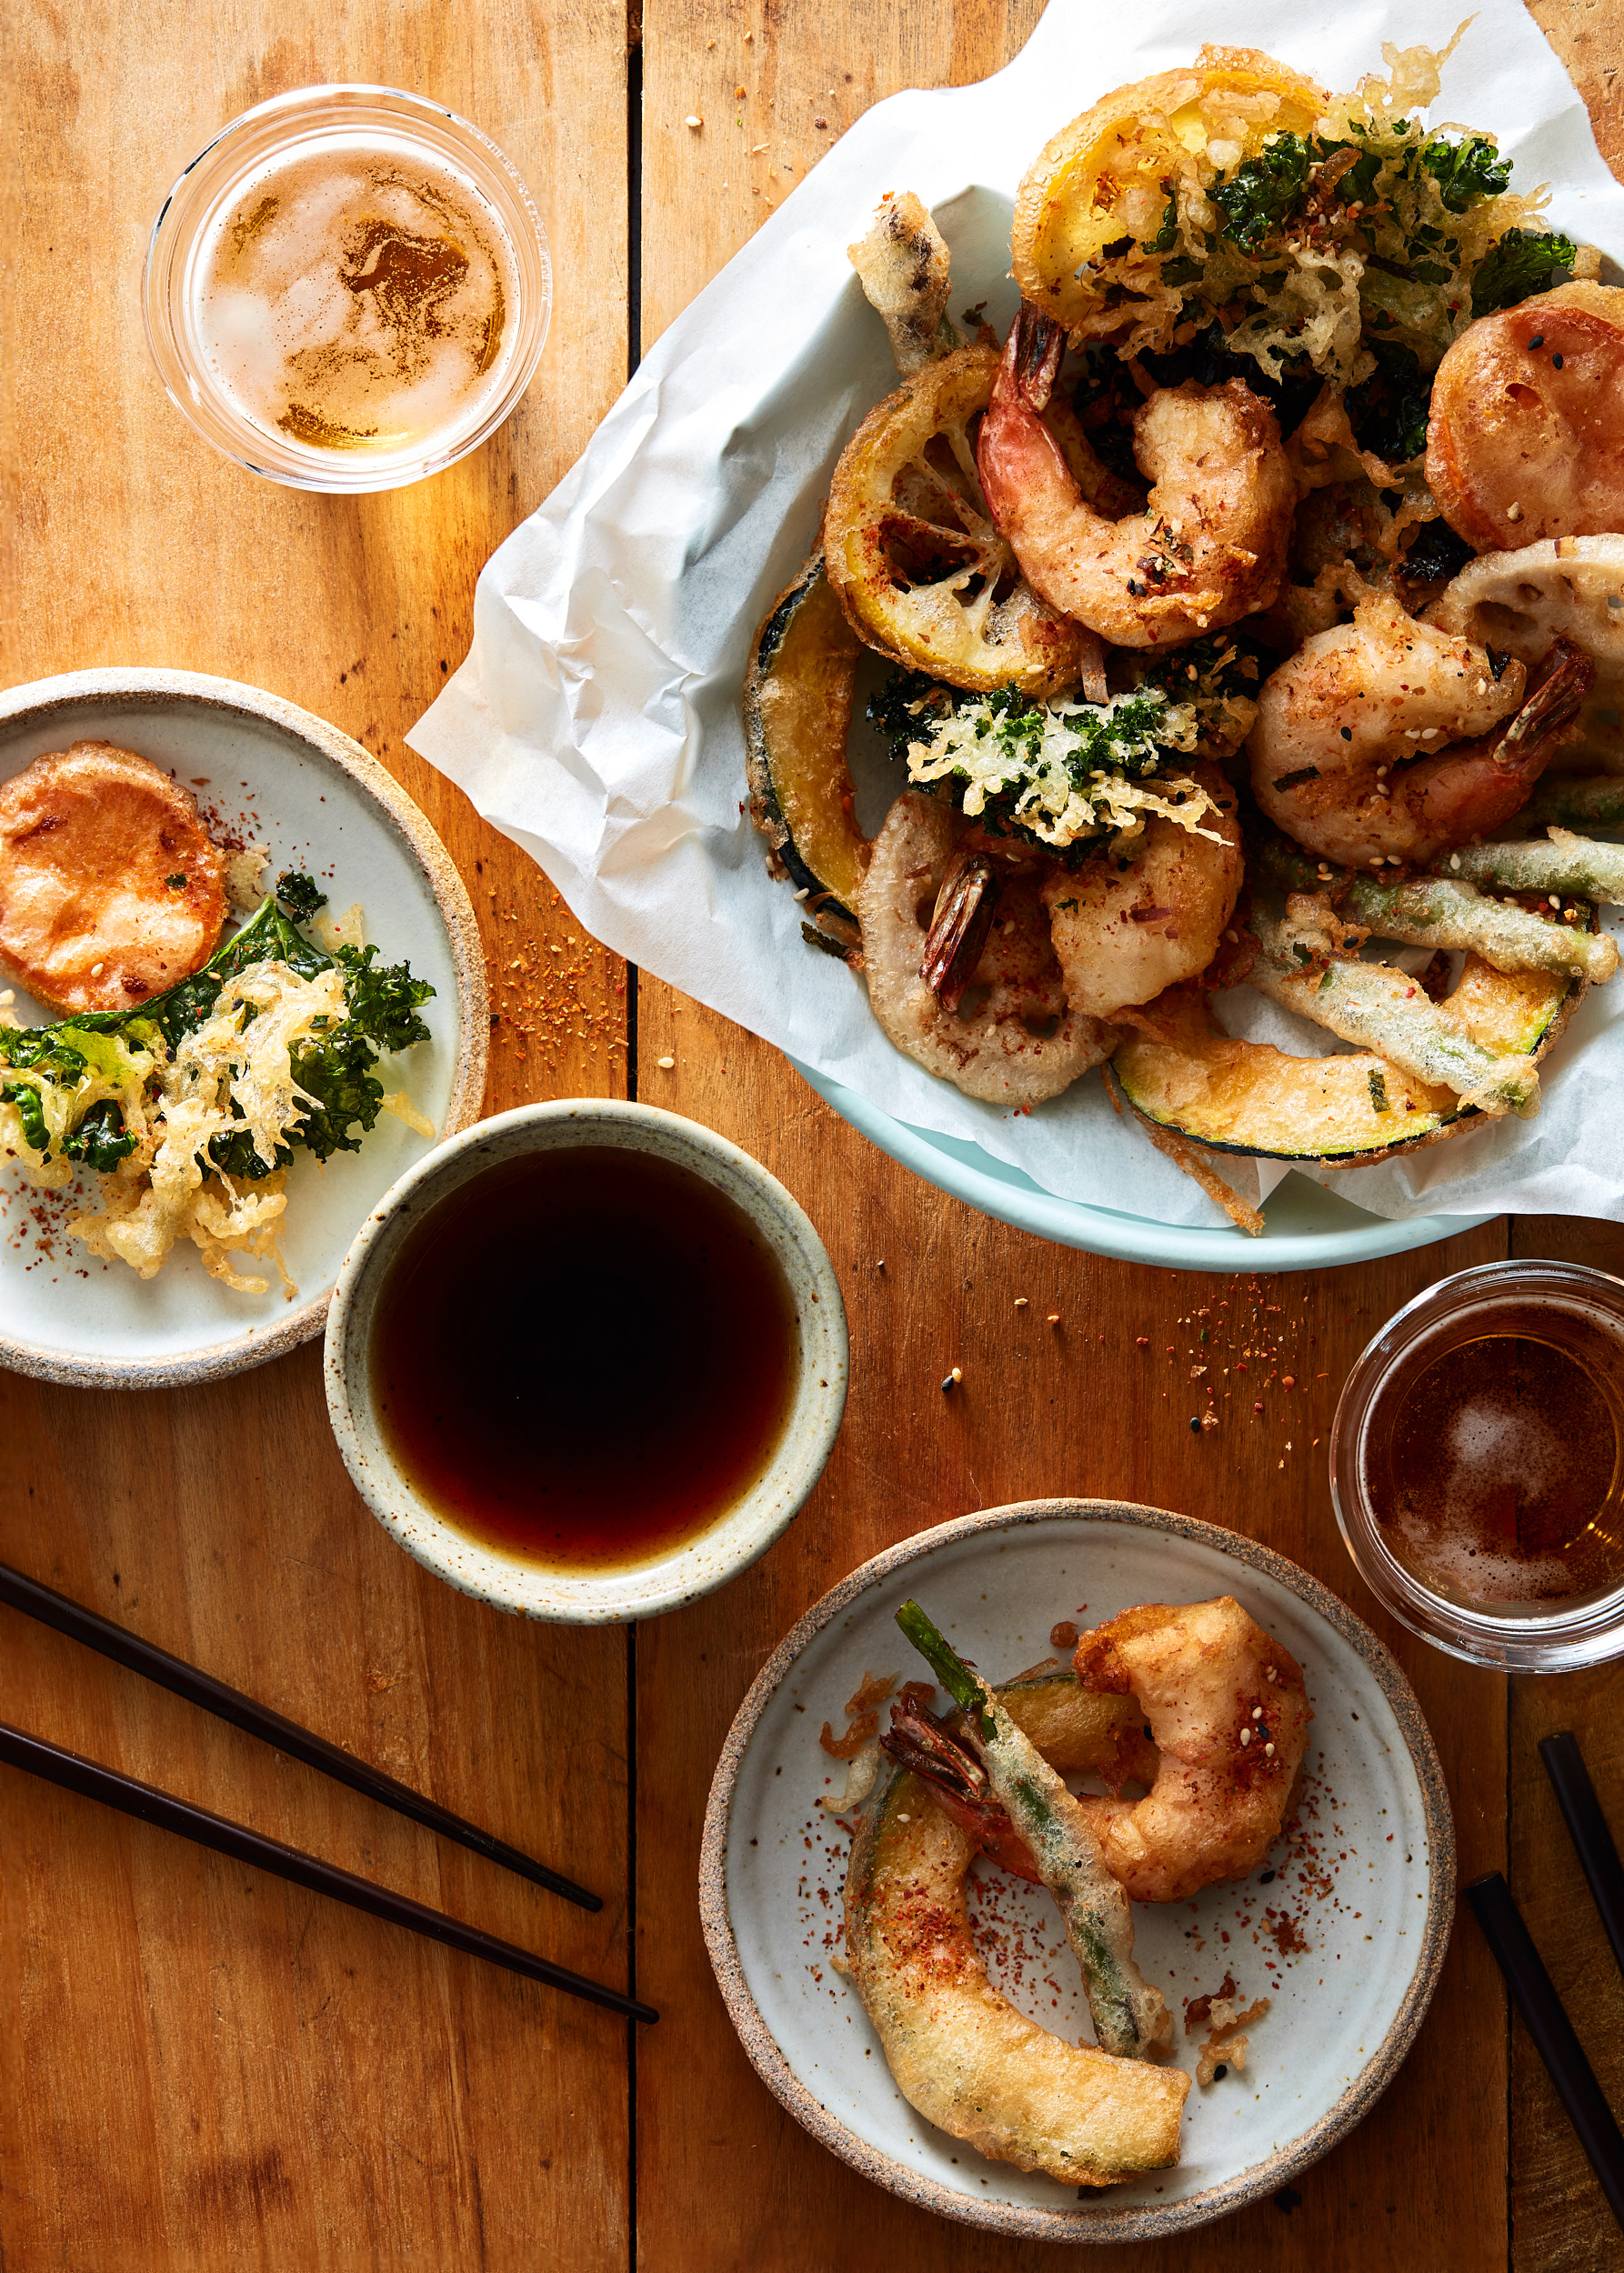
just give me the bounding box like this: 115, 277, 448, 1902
5, 2, 1624, 2266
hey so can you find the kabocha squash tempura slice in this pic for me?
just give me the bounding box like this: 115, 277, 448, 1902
895, 1600, 1171, 2060
844, 1765, 1188, 2188
743, 549, 869, 950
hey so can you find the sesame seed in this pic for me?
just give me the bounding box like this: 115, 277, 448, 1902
686, 114, 703, 128
941, 1366, 963, 1392
1265, 1742, 1276, 1757
656, 1055, 675, 1068
1239, 1727, 1252, 1746
1015, 1297, 1028, 1308
1553, 353, 1564, 369
1507, 501, 1523, 522
1047, 1313, 1061, 1326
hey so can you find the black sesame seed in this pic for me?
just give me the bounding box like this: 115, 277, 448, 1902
1213, 2063, 1228, 2080
1340, 726, 1353, 740
1260, 1867, 1277, 1883
1553, 353, 1564, 369
940, 1374, 956, 1394
1189, 1415, 1201, 1432
1528, 334, 1544, 349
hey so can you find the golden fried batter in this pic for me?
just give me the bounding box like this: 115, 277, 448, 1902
0, 742, 226, 1013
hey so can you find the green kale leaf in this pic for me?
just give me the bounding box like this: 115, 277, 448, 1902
1420, 134, 1512, 213
60, 1100, 135, 1172
1470, 227, 1577, 316
1345, 339, 1434, 465
276, 869, 329, 923
1211, 133, 1313, 254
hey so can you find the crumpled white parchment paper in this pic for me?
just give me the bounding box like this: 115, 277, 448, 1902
408, 0, 1624, 1231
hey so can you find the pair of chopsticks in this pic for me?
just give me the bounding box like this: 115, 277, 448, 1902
1466, 1731, 1624, 2225
0, 1560, 656, 2026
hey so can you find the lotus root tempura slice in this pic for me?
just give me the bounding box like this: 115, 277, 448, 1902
0, 742, 226, 1013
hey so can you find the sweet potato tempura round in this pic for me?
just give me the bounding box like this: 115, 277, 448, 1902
0, 742, 226, 1013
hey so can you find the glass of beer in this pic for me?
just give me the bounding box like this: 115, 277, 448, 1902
1329, 1260, 1624, 1671
144, 85, 551, 492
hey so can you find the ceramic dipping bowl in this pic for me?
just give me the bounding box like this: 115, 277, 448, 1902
324, 1099, 848, 1622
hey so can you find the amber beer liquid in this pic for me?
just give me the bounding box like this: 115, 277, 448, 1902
194, 139, 521, 464
1368, 1300, 1624, 1607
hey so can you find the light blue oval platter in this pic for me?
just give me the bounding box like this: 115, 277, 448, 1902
793, 1061, 1491, 1273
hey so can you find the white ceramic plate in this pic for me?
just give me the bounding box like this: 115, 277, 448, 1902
700, 1500, 1454, 2244
0, 668, 486, 1388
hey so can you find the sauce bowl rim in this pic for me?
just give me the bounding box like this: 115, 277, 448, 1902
323, 1100, 849, 1622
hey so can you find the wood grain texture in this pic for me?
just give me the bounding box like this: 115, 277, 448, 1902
1509, 1218, 1624, 2273
632, 4, 1624, 2261
7, 0, 1624, 2266
633, 999, 1512, 2272
0, 2, 633, 2267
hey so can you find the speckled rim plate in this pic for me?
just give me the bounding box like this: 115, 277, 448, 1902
700, 1498, 1455, 2244
0, 667, 487, 1390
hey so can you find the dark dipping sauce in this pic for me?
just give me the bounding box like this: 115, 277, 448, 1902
1372, 1307, 1624, 1605
370, 1147, 801, 1571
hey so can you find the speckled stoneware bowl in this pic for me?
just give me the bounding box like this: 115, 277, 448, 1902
0, 667, 486, 1389
325, 1100, 849, 1622
700, 1498, 1456, 2245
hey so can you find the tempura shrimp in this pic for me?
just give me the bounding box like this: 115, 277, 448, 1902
1070, 1597, 1312, 1906
1249, 589, 1593, 867
857, 793, 1118, 1103
977, 305, 1298, 649
1040, 766, 1244, 1020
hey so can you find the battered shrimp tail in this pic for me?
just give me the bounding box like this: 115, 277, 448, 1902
977, 306, 1297, 650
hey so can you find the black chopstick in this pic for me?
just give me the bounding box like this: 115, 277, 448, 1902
1539, 1731, 1624, 1981
1464, 1871, 1624, 2228
0, 1721, 656, 2025
0, 1559, 599, 1913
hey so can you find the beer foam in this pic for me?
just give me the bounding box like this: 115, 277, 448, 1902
195, 139, 519, 458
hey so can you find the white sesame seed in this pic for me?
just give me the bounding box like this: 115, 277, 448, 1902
1449, 853, 1461, 870
1239, 1727, 1252, 1746
1251, 1705, 1262, 1718
1265, 1742, 1276, 1756
90, 961, 105, 977
657, 1055, 675, 1069
1549, 895, 1561, 907
1507, 501, 1523, 522
686, 115, 703, 128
